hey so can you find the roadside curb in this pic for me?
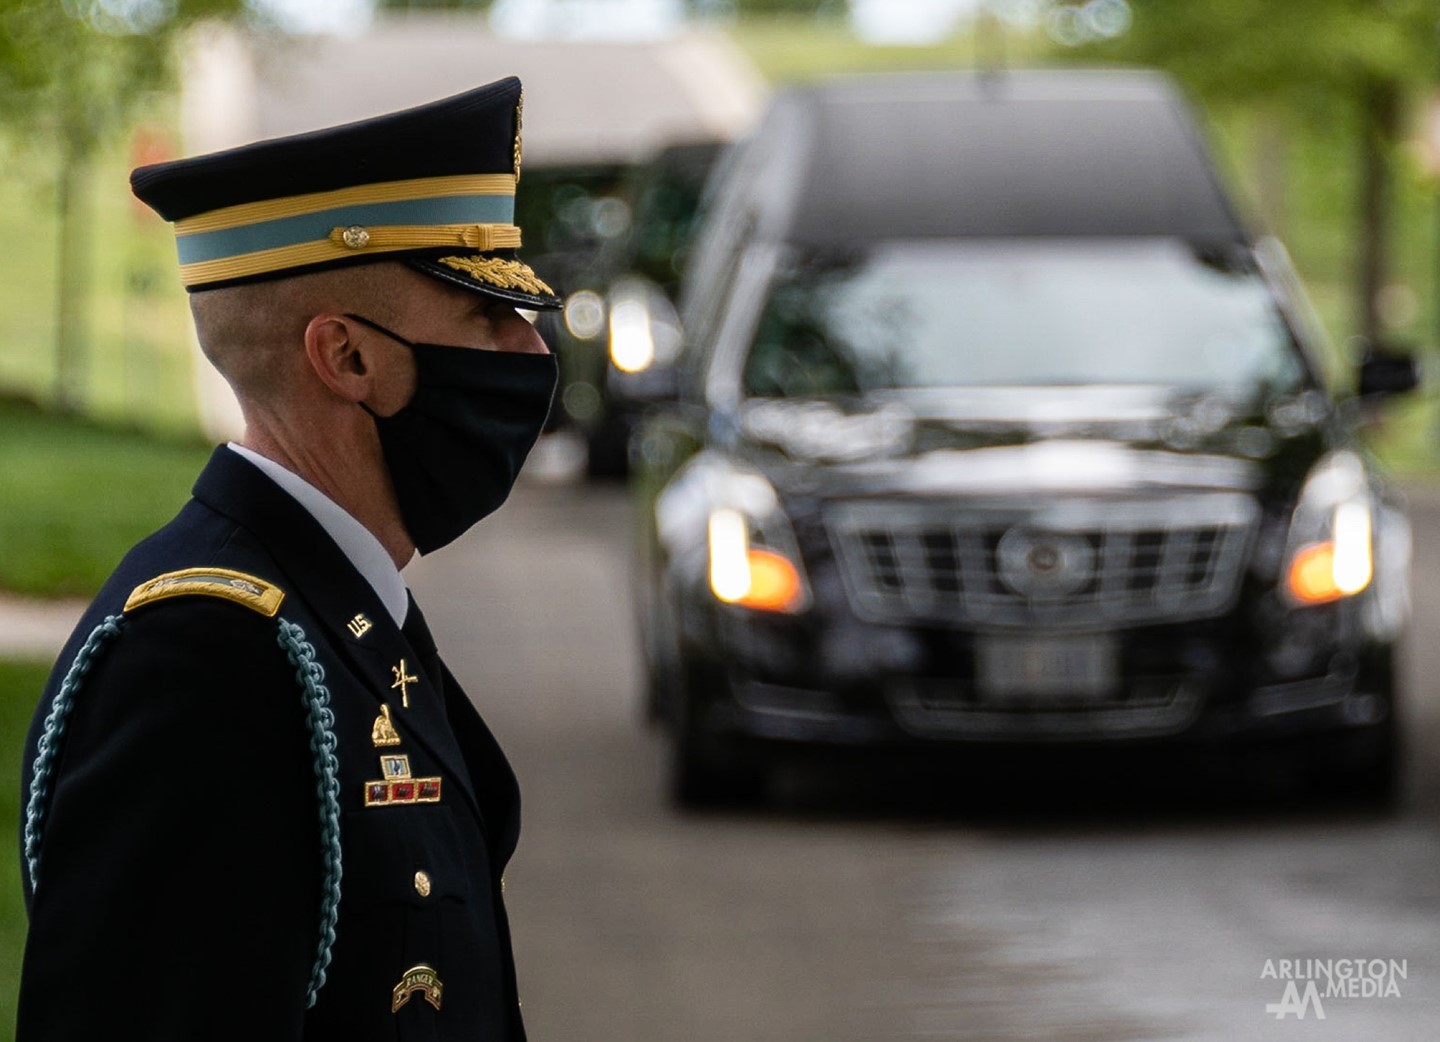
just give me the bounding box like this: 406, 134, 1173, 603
0, 595, 85, 661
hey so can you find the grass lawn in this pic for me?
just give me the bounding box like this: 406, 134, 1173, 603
0, 660, 48, 1040
0, 402, 211, 598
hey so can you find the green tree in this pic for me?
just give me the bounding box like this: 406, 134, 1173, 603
0, 0, 246, 412
1084, 0, 1437, 348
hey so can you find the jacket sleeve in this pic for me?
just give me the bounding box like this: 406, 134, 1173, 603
17, 598, 323, 1041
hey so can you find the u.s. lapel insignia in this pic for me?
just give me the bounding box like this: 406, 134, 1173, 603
364, 754, 442, 807
392, 963, 444, 1012
391, 659, 418, 708
371, 704, 402, 747
347, 613, 373, 638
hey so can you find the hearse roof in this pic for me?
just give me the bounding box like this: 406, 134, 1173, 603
765, 70, 1247, 247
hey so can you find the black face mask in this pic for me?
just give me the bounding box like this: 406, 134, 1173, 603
346, 313, 558, 555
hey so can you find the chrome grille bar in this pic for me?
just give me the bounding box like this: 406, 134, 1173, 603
826, 495, 1259, 629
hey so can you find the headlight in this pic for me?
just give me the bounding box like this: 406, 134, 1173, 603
609, 296, 655, 373
1283, 451, 1373, 605
607, 278, 681, 375
656, 453, 812, 614
707, 507, 808, 613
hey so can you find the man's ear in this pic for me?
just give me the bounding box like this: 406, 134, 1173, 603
304, 314, 372, 403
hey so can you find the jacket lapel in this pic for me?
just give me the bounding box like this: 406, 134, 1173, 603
191, 448, 484, 828
438, 660, 522, 868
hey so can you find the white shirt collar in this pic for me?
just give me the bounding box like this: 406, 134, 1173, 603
226, 443, 410, 627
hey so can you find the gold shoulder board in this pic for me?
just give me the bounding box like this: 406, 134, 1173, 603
124, 567, 285, 617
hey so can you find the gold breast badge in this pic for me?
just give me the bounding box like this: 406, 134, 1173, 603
371, 703, 401, 747
391, 659, 418, 708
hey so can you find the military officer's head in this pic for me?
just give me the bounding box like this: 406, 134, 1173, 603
130, 78, 559, 560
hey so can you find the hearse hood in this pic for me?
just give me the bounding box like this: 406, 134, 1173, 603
728, 385, 1333, 499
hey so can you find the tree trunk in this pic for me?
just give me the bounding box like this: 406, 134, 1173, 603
1252, 106, 1288, 239
1355, 77, 1400, 351
52, 125, 92, 414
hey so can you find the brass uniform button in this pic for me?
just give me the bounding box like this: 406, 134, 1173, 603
501, 875, 507, 894
414, 870, 432, 897
341, 225, 370, 249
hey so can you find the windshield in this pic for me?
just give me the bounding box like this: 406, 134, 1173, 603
742, 239, 1308, 398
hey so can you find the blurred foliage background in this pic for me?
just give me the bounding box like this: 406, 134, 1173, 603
3, 1, 1440, 439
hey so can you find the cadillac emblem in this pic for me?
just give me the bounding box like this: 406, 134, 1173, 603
996, 528, 1094, 599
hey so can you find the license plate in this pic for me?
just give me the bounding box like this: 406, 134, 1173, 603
976, 634, 1119, 703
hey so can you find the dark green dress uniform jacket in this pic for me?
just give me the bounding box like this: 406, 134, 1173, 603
17, 447, 527, 1041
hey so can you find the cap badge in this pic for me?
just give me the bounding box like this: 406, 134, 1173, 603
371, 703, 402, 747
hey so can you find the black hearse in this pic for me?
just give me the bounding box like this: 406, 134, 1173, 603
628, 71, 1417, 805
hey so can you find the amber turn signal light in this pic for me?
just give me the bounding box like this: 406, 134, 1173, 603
734, 549, 805, 613
1287, 538, 1372, 605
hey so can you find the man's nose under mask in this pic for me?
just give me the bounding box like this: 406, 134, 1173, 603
347, 313, 558, 555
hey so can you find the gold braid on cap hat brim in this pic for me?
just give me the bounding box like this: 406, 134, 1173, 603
329, 224, 521, 251
437, 256, 554, 297
177, 223, 522, 287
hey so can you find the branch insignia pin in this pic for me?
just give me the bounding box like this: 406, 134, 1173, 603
391, 659, 418, 708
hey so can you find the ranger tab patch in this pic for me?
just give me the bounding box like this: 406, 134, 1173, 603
124, 567, 285, 617
392, 964, 444, 1012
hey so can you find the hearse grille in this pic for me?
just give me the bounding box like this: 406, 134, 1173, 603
826, 495, 1258, 629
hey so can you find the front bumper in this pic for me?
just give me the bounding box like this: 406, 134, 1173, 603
678, 602, 1394, 751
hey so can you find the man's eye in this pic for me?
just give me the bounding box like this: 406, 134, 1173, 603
481, 301, 522, 323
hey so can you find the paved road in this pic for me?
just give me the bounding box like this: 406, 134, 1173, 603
407, 481, 1440, 1042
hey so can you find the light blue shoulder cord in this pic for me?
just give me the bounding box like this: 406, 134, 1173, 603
23, 612, 344, 1012
276, 617, 344, 1010
24, 614, 125, 890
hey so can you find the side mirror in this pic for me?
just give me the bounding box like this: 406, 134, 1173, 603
1358, 349, 1420, 398
605, 277, 685, 404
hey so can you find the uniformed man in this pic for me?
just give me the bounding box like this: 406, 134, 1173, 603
17, 77, 559, 1039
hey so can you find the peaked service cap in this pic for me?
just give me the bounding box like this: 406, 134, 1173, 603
130, 76, 560, 310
